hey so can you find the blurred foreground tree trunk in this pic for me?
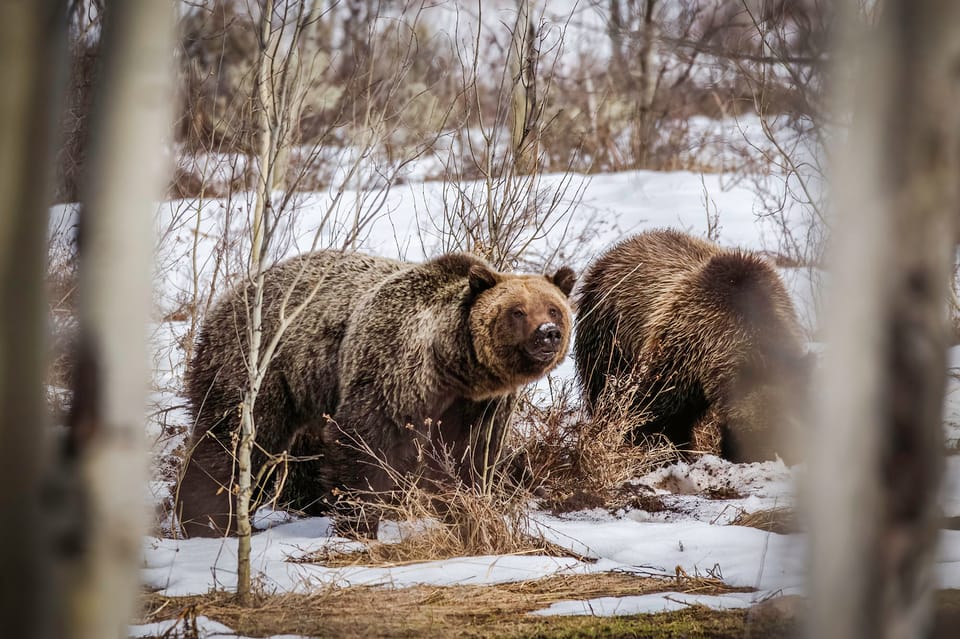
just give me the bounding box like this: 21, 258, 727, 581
64, 2, 174, 638
809, 2, 960, 638
0, 1, 67, 637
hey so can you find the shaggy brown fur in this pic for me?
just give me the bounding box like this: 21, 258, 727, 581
177, 250, 574, 538
573, 229, 808, 462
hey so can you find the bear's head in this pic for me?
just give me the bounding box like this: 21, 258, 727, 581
467, 264, 576, 390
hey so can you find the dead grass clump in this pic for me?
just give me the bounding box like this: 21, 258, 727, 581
306, 532, 591, 569
315, 431, 583, 565
731, 507, 802, 534
515, 379, 680, 513
46, 224, 80, 393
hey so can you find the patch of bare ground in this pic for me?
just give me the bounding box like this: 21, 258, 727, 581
705, 486, 745, 500
137, 572, 758, 639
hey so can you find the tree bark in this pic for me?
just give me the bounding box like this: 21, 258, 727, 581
237, 0, 277, 604
808, 2, 960, 638
635, 0, 658, 166
0, 2, 67, 637
510, 0, 539, 176
65, 2, 174, 638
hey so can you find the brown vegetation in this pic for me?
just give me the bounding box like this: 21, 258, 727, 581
514, 380, 681, 514
136, 572, 759, 638
51, 0, 831, 203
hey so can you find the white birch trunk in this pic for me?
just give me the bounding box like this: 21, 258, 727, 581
67, 2, 174, 637
237, 0, 276, 603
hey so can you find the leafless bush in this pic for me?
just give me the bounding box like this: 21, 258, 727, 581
714, 0, 834, 267
413, 2, 596, 272
57, 1, 840, 206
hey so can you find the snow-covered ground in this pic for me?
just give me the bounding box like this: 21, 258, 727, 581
125, 166, 960, 637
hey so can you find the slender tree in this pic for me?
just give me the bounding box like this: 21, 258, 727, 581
510, 0, 540, 175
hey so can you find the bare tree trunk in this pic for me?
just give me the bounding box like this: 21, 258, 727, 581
65, 2, 174, 638
809, 2, 960, 638
510, 0, 539, 175
236, 0, 277, 604
237, 0, 325, 603
635, 0, 658, 167
607, 0, 631, 92
0, 2, 66, 637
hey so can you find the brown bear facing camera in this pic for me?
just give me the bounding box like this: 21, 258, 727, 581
176, 250, 575, 538
574, 229, 808, 462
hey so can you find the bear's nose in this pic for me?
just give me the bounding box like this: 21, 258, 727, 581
536, 322, 562, 347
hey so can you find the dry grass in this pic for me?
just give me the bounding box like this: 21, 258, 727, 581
45, 230, 80, 392
322, 428, 586, 565
731, 507, 802, 535
515, 380, 680, 514
137, 572, 756, 639
292, 379, 679, 568
301, 535, 592, 569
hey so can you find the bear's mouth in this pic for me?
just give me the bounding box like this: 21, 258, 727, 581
523, 344, 559, 364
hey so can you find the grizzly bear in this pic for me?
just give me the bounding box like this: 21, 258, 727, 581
573, 229, 808, 462
176, 250, 575, 538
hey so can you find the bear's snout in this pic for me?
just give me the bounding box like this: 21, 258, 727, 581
523, 322, 563, 363
536, 322, 562, 348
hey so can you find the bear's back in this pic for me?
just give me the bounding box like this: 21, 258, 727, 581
578, 230, 717, 340
185, 250, 406, 441
683, 250, 803, 354
574, 230, 719, 401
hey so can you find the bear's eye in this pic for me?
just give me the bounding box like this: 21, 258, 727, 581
548, 307, 560, 321
511, 308, 526, 319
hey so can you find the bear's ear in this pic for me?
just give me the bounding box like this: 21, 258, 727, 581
468, 264, 499, 294
549, 267, 576, 297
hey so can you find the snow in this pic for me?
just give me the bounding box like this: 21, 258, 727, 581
129, 615, 310, 639
140, 454, 960, 614
531, 590, 764, 616
628, 455, 797, 524
143, 517, 590, 596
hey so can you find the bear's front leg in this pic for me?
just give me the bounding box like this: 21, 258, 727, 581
177, 431, 239, 537
328, 451, 396, 539
332, 496, 383, 539
690, 403, 725, 458
325, 406, 415, 539
432, 396, 517, 490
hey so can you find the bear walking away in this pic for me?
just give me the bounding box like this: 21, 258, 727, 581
574, 229, 808, 462
177, 250, 575, 538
